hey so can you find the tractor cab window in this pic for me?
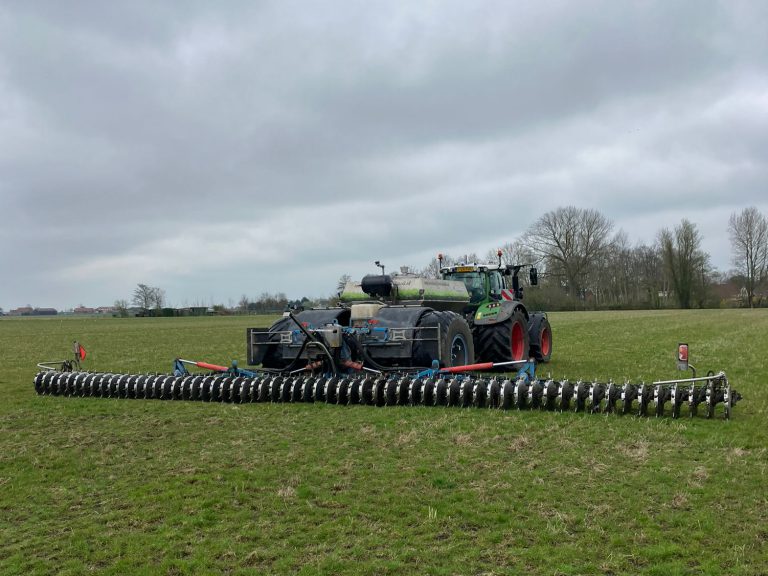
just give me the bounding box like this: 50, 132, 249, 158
489, 271, 503, 299
444, 272, 486, 304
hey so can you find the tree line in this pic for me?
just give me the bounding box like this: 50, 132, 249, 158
112, 206, 766, 316
420, 205, 768, 310
114, 288, 326, 317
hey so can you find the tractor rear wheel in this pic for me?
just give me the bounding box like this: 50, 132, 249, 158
476, 309, 530, 363
527, 314, 552, 363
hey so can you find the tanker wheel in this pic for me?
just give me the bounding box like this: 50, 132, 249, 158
438, 312, 474, 367
476, 309, 530, 363
412, 310, 474, 368
527, 314, 552, 363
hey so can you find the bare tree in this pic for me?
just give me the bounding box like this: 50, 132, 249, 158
151, 287, 166, 309
113, 299, 129, 318
420, 254, 455, 279
486, 239, 536, 267
484, 240, 537, 288
132, 284, 165, 312
526, 206, 614, 298
336, 274, 352, 294
132, 284, 155, 311
251, 292, 289, 314
659, 219, 709, 309
590, 231, 633, 307
238, 294, 250, 314
634, 243, 665, 308
728, 207, 768, 308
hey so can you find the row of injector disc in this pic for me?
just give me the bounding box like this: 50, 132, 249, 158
33, 370, 739, 418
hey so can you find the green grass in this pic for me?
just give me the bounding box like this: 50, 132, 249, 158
1, 311, 767, 575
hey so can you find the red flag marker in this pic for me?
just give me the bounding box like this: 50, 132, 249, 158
73, 341, 86, 361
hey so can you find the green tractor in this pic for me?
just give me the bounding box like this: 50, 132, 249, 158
437, 254, 552, 365
248, 254, 552, 372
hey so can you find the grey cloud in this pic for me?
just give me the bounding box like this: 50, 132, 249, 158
1, 1, 767, 309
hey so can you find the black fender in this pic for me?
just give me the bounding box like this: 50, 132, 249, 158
291, 307, 351, 328
473, 301, 528, 326
363, 306, 433, 362
370, 305, 432, 328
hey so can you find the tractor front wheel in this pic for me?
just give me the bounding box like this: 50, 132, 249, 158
476, 309, 530, 363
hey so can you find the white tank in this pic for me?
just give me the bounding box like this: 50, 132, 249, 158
340, 275, 469, 312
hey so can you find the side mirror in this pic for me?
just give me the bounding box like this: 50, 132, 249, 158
529, 267, 538, 286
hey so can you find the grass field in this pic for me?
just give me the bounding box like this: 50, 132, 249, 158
1, 310, 766, 575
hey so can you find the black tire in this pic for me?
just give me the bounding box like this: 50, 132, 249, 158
240, 379, 252, 403
336, 378, 349, 405
488, 378, 500, 408
270, 376, 283, 402
409, 378, 423, 405
33, 373, 44, 395
413, 311, 475, 368
422, 378, 435, 406
385, 379, 399, 406
349, 378, 362, 405
280, 378, 292, 402
261, 317, 293, 369
460, 379, 474, 408
261, 377, 272, 402
441, 313, 474, 367
396, 377, 410, 406
501, 379, 515, 410
528, 313, 552, 363
448, 378, 462, 407
374, 378, 387, 407
325, 377, 337, 404
434, 379, 448, 406
476, 309, 530, 363
473, 380, 488, 408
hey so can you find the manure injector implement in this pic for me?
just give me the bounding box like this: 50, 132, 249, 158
33, 257, 741, 419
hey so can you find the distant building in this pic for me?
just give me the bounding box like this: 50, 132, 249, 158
8, 306, 58, 316
33, 308, 58, 316
9, 306, 34, 316
73, 306, 96, 314
96, 306, 115, 314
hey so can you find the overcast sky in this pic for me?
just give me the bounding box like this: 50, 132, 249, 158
1, 1, 766, 310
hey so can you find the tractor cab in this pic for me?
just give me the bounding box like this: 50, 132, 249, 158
439, 252, 538, 310
440, 264, 504, 306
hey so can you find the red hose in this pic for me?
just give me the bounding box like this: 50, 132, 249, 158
194, 361, 229, 372
440, 362, 495, 374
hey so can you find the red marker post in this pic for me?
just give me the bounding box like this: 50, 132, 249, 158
677, 343, 689, 371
